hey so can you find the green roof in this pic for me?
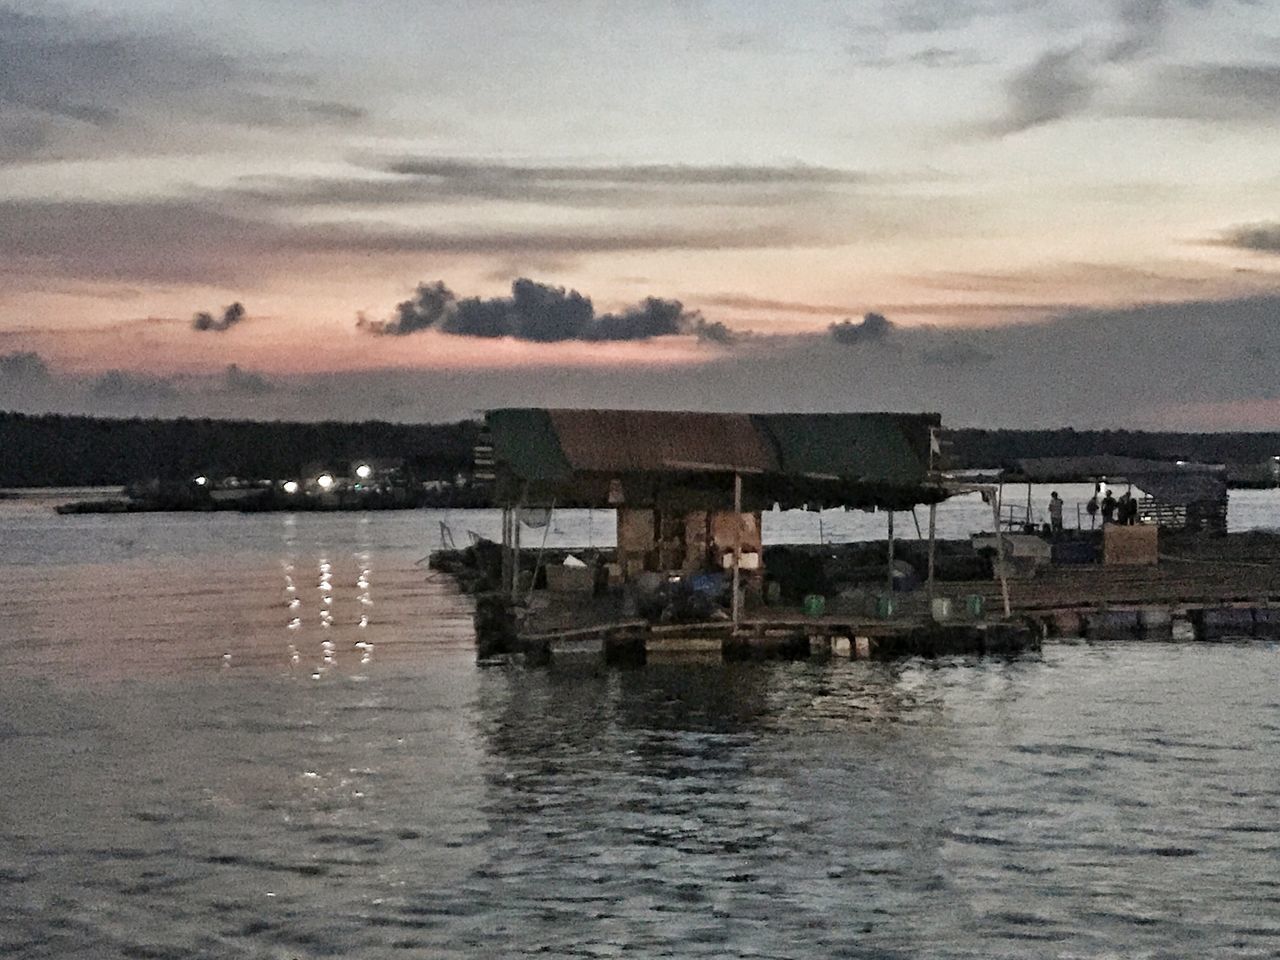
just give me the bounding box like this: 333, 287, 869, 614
484, 408, 942, 508
756, 413, 933, 487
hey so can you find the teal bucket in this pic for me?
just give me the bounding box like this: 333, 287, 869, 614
875, 594, 897, 619
802, 594, 826, 617
965, 594, 985, 618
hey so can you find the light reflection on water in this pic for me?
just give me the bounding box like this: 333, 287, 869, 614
1, 502, 1279, 958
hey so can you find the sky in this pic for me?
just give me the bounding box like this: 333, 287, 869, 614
3, 0, 1280, 428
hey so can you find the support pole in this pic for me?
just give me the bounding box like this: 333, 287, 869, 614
990, 490, 1011, 618
512, 508, 522, 600
500, 506, 512, 596
927, 501, 937, 604
886, 509, 895, 596
732, 472, 742, 630
525, 500, 555, 607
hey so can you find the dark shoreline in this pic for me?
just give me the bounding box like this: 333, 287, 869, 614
54, 488, 491, 514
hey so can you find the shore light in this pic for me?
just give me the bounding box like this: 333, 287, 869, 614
355, 463, 373, 480
194, 475, 208, 486
283, 480, 299, 495
317, 474, 334, 490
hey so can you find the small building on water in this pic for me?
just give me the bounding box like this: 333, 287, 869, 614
481, 407, 945, 597
1012, 455, 1229, 535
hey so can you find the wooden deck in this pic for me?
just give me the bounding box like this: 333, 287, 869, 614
477, 532, 1280, 664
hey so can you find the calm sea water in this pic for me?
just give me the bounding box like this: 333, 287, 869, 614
2, 493, 1280, 958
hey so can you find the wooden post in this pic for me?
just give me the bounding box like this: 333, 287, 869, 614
927, 501, 937, 603
886, 509, 895, 596
512, 508, 522, 600
500, 506, 512, 595
732, 472, 742, 629
990, 490, 1011, 618
997, 473, 1005, 531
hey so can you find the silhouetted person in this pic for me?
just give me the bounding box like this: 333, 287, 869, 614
1086, 493, 1099, 528
1123, 492, 1139, 525
1101, 491, 1117, 523
1048, 491, 1064, 534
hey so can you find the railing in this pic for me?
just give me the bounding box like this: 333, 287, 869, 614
998, 502, 1034, 531
1137, 497, 1227, 535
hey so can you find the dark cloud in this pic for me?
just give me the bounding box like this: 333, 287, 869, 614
224, 159, 868, 212
361, 278, 711, 343
1105, 0, 1171, 63
0, 350, 51, 383
193, 302, 247, 333
223, 364, 273, 395
904, 47, 991, 68
988, 47, 1096, 135
382, 157, 867, 187
1133, 63, 1280, 121
0, 199, 289, 286
984, 6, 1277, 135
298, 223, 810, 257
690, 318, 736, 344
830, 312, 895, 344
1218, 222, 1280, 253
589, 297, 685, 342
0, 197, 817, 289
0, 7, 364, 164
365, 281, 455, 336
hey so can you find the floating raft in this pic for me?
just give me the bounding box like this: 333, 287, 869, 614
510, 614, 1040, 665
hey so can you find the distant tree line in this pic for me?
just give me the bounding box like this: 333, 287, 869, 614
4, 413, 1278, 489
947, 428, 1280, 470
0, 412, 480, 487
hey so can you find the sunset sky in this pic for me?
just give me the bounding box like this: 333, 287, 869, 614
3, 0, 1280, 427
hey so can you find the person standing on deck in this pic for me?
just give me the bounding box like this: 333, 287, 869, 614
1101, 490, 1117, 523
1086, 492, 1099, 528
1123, 491, 1139, 525
1048, 491, 1064, 534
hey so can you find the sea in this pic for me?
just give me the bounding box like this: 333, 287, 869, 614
2, 485, 1280, 958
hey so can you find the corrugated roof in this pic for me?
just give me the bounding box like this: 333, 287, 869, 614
548, 409, 777, 475
758, 413, 933, 486
485, 408, 940, 497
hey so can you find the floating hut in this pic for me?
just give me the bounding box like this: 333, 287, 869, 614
436, 409, 1280, 662
466, 408, 1039, 662
1011, 455, 1229, 535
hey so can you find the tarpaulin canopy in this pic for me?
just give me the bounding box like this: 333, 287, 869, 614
484, 408, 944, 510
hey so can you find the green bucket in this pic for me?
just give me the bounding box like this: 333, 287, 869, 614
875, 594, 897, 619
965, 594, 985, 618
802, 594, 826, 617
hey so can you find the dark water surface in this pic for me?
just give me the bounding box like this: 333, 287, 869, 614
2, 505, 1280, 958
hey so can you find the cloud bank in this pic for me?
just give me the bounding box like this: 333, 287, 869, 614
0, 7, 364, 165
7, 293, 1280, 429
359, 278, 724, 343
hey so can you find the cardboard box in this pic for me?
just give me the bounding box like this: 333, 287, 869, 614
1103, 523, 1158, 565
545, 564, 596, 593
